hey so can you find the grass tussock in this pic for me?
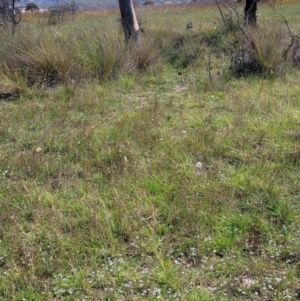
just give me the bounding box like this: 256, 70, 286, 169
125, 37, 162, 72
246, 23, 288, 75
0, 72, 22, 99
0, 30, 78, 86
0, 24, 161, 88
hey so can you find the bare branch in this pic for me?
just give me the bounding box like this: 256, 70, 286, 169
271, 5, 296, 62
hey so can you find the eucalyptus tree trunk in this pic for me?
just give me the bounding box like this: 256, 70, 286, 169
244, 0, 258, 26
119, 0, 140, 43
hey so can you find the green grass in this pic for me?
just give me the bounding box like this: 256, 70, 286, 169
1, 2, 300, 301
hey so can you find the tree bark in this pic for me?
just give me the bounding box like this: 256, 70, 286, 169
244, 0, 258, 26
119, 0, 140, 43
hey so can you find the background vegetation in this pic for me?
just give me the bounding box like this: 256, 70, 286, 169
1, 1, 300, 300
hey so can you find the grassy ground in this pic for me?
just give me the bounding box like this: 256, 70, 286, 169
1, 2, 300, 300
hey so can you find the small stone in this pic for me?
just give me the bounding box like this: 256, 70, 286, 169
195, 162, 203, 169
36, 147, 42, 153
